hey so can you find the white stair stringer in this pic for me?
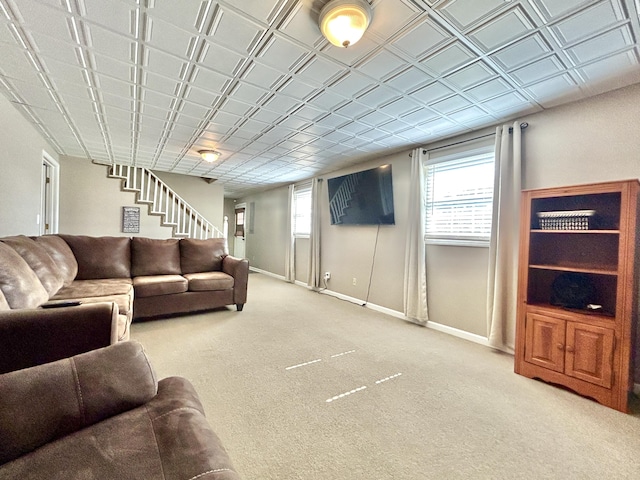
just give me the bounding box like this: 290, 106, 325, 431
108, 164, 226, 239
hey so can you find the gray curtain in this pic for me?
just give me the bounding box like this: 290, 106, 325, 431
403, 147, 428, 325
284, 184, 295, 283
307, 178, 322, 290
487, 121, 523, 352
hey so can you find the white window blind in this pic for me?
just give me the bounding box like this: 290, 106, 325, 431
424, 146, 495, 246
293, 185, 312, 236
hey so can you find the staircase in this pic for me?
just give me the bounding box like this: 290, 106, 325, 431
329, 173, 360, 225
108, 164, 226, 239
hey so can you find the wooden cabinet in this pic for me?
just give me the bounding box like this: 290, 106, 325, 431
515, 180, 639, 412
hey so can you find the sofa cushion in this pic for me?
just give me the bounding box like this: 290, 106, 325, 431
0, 242, 49, 309
180, 237, 227, 274
59, 235, 131, 280
131, 237, 181, 277
2, 235, 63, 296
0, 341, 157, 465
34, 235, 78, 286
133, 275, 188, 298
184, 271, 234, 292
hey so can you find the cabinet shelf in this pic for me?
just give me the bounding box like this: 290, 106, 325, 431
529, 264, 618, 276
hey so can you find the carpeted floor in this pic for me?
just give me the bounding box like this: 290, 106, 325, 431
132, 272, 640, 480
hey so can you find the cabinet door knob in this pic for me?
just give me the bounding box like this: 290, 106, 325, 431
557, 343, 564, 350
566, 345, 574, 353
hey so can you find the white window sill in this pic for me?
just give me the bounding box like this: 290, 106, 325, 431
425, 238, 490, 248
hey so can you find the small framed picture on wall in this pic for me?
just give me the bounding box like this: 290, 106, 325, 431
122, 206, 140, 233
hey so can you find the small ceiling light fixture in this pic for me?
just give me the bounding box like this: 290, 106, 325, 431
319, 0, 372, 48
198, 149, 221, 163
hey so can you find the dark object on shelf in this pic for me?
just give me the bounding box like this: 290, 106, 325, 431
550, 272, 595, 309
537, 209, 596, 230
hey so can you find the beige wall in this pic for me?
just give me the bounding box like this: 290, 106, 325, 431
242, 186, 289, 276
59, 156, 225, 238
0, 95, 58, 236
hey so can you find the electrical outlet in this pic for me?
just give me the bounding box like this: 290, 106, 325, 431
352, 277, 357, 286
324, 271, 331, 280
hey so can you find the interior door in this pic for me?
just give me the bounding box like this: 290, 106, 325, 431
234, 204, 246, 259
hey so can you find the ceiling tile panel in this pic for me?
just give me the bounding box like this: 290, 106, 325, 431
185, 84, 220, 107
577, 50, 640, 83
384, 66, 432, 92
257, 35, 308, 72
329, 72, 376, 99
14, 0, 70, 42
465, 77, 513, 102
410, 81, 454, 105
380, 97, 421, 117
565, 26, 634, 65
482, 91, 530, 112
438, 0, 508, 30
368, 0, 421, 39
307, 89, 348, 110
199, 42, 246, 76
430, 95, 472, 114
278, 2, 325, 47
356, 49, 407, 80
82, 0, 134, 36
420, 43, 476, 76
335, 101, 372, 120
549, 0, 626, 45
295, 55, 346, 87
468, 7, 535, 52
525, 73, 581, 104
444, 61, 495, 90
209, 7, 264, 54
145, 0, 203, 34
356, 85, 399, 108
241, 61, 285, 90
231, 81, 269, 105
391, 18, 450, 58
277, 78, 317, 100
490, 33, 552, 70
146, 17, 193, 58
145, 48, 184, 79
511, 55, 567, 85
531, 0, 598, 21
190, 67, 231, 94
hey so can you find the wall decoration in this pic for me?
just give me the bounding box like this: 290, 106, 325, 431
122, 206, 140, 233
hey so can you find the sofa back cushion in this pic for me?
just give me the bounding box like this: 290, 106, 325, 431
0, 242, 49, 309
34, 235, 78, 286
59, 235, 131, 280
1, 236, 63, 296
131, 237, 181, 277
180, 238, 227, 274
0, 341, 157, 465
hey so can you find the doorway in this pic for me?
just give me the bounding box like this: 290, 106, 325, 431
234, 203, 246, 259
40, 152, 60, 235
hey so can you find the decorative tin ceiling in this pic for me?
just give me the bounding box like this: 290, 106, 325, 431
1, 0, 639, 197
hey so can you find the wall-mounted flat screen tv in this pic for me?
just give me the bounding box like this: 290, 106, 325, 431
327, 165, 395, 225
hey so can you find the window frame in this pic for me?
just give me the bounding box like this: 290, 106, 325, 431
423, 142, 495, 248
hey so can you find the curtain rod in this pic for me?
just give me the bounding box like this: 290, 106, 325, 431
421, 122, 528, 155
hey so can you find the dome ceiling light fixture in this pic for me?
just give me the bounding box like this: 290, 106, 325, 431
318, 0, 372, 48
198, 149, 221, 163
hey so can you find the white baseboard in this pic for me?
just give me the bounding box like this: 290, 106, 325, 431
249, 266, 285, 281
318, 288, 492, 349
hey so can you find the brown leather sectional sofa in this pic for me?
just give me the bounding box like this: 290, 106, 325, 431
0, 340, 241, 479
0, 234, 248, 373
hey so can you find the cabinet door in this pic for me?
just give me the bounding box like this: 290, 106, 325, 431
524, 313, 565, 373
565, 323, 614, 388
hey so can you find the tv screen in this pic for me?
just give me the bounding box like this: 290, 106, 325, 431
327, 165, 395, 225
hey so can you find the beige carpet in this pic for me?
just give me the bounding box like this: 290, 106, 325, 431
132, 272, 640, 480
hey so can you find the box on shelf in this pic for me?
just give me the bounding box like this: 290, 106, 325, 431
536, 210, 596, 230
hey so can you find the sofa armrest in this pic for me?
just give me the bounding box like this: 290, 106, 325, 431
222, 255, 249, 307
0, 302, 119, 374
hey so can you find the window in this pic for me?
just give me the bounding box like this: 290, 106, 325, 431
234, 207, 245, 237
293, 185, 312, 236
424, 144, 495, 247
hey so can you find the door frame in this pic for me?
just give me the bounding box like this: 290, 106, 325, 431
41, 151, 60, 234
